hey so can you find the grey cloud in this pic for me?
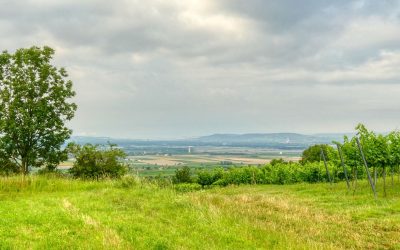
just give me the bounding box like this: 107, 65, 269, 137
0, 0, 399, 138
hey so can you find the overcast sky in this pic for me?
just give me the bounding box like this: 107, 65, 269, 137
1, 0, 400, 139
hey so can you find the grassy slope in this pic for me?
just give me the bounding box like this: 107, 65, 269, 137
0, 176, 399, 249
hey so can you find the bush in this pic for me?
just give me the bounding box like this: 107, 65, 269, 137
67, 143, 127, 179
196, 168, 224, 187
173, 166, 192, 184
270, 158, 287, 166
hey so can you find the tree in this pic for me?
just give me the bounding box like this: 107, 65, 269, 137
173, 166, 192, 184
300, 144, 336, 165
0, 46, 76, 174
67, 143, 128, 179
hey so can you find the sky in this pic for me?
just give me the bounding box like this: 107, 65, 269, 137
1, 0, 400, 139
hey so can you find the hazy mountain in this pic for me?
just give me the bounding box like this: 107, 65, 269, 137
69, 133, 349, 153
195, 133, 345, 145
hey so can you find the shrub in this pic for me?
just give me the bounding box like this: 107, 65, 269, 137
67, 143, 127, 179
196, 168, 224, 187
270, 158, 287, 166
173, 166, 192, 184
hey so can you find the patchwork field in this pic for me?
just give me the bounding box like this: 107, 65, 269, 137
57, 148, 302, 177
128, 154, 301, 176
0, 176, 399, 249
129, 154, 280, 166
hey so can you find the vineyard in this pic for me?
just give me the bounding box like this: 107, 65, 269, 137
167, 124, 400, 199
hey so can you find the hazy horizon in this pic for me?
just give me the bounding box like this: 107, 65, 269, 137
71, 130, 361, 141
2, 0, 400, 138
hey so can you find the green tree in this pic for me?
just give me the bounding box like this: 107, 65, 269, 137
0, 46, 76, 174
300, 144, 336, 165
173, 166, 192, 184
68, 143, 128, 179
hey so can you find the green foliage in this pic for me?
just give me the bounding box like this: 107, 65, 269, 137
0, 156, 19, 175
355, 124, 389, 168
173, 166, 192, 184
388, 131, 400, 166
300, 144, 336, 164
220, 166, 262, 185
193, 161, 347, 187
67, 143, 127, 179
341, 136, 360, 169
270, 158, 287, 166
0, 46, 76, 174
196, 167, 224, 187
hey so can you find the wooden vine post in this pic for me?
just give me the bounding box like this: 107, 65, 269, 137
336, 143, 350, 190
355, 137, 377, 198
320, 147, 333, 185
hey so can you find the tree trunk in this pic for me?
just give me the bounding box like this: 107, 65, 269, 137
337, 144, 350, 190
383, 166, 387, 197
320, 148, 332, 185
353, 163, 358, 195
391, 165, 394, 187
21, 158, 29, 175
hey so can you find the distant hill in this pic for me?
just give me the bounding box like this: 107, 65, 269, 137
195, 133, 347, 145
68, 133, 351, 153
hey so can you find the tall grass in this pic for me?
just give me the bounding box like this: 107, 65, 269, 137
0, 174, 107, 193
0, 175, 399, 249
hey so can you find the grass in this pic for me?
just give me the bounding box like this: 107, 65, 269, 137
0, 175, 399, 249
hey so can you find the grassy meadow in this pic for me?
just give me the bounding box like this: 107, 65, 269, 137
0, 176, 399, 249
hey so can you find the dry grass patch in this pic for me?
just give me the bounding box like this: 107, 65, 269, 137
189, 187, 400, 249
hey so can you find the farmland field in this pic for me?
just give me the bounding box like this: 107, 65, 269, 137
57, 147, 302, 177
127, 154, 301, 176
126, 148, 301, 176
0, 176, 399, 249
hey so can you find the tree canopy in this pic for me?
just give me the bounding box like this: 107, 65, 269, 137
0, 46, 77, 174
300, 144, 336, 165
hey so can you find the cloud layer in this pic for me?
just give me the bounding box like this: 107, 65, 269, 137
1, 0, 400, 138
